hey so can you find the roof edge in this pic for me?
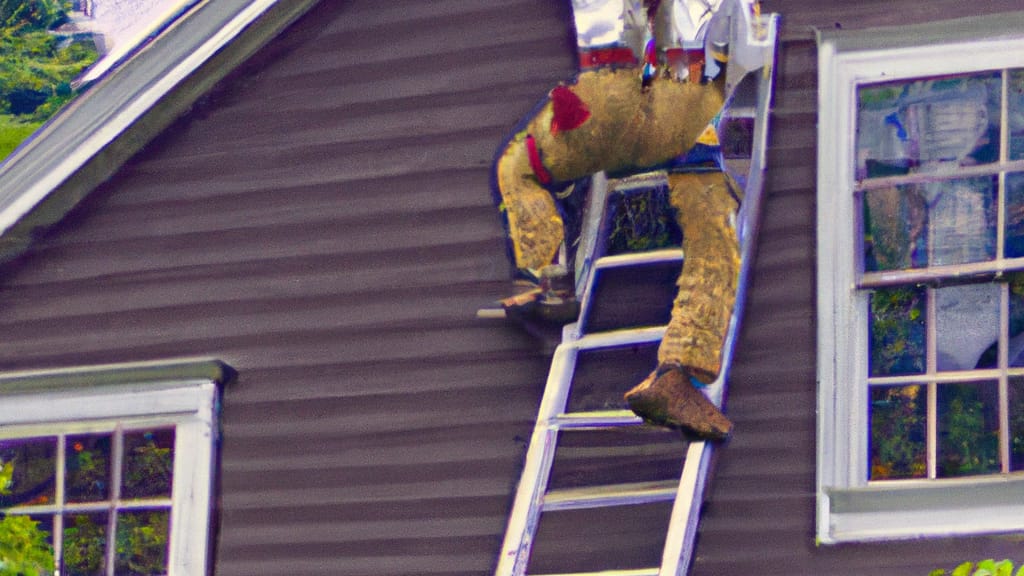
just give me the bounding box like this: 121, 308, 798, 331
0, 0, 322, 264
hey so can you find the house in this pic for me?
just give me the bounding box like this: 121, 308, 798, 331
0, 0, 1022, 574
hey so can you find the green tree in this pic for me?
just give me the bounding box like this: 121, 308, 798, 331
0, 0, 96, 160
0, 0, 66, 31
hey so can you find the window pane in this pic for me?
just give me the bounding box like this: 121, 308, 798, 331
66, 434, 111, 503
937, 381, 1000, 478
1010, 69, 1024, 161
63, 512, 108, 576
863, 185, 928, 271
935, 283, 1000, 371
869, 385, 927, 480
864, 177, 997, 271
870, 286, 926, 376
116, 509, 170, 576
926, 177, 998, 266
1011, 377, 1024, 471
122, 428, 175, 500
857, 72, 1001, 179
1008, 274, 1024, 367
0, 437, 56, 508
1006, 173, 1024, 258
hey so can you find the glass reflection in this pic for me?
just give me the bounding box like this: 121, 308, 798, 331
116, 509, 170, 575
937, 381, 1000, 478
122, 428, 175, 500
863, 185, 928, 271
1008, 273, 1024, 368
934, 283, 1000, 372
0, 437, 56, 508
1010, 378, 1024, 471
870, 286, 926, 376
857, 72, 1001, 179
65, 434, 110, 503
864, 177, 996, 271
869, 385, 927, 480
63, 512, 108, 576
1010, 69, 1024, 161
1005, 173, 1024, 258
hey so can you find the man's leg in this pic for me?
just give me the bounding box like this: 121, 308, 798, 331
625, 170, 740, 439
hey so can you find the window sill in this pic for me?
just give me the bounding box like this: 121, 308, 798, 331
823, 475, 1024, 543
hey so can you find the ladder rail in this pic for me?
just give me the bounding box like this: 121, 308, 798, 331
495, 323, 670, 576
495, 341, 580, 576
661, 13, 779, 576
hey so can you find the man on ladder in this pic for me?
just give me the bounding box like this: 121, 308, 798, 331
492, 0, 760, 440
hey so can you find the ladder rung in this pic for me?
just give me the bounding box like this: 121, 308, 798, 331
592, 248, 683, 270
548, 410, 643, 429
571, 326, 665, 350
528, 569, 659, 576
542, 480, 679, 512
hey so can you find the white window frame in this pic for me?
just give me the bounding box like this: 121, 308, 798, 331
816, 13, 1024, 544
0, 359, 229, 575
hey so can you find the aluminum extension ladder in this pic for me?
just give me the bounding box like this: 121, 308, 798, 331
492, 11, 777, 575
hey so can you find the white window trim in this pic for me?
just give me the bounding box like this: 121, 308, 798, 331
816, 12, 1024, 544
0, 358, 231, 575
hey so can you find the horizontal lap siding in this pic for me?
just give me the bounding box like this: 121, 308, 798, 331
3, 1, 1023, 575
764, 0, 1023, 40
0, 1, 575, 575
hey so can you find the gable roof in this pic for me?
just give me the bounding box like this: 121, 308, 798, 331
0, 0, 320, 263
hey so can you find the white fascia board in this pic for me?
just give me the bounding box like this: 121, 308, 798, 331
0, 0, 321, 262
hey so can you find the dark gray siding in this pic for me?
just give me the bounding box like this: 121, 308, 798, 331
768, 0, 1023, 40
0, 1, 574, 574
0, 1, 1023, 575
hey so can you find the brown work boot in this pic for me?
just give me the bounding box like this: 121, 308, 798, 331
624, 365, 733, 440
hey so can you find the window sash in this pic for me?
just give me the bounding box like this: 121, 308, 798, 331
817, 14, 1024, 544
0, 378, 218, 575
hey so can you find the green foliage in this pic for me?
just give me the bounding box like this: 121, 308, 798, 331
124, 439, 172, 498
0, 0, 66, 31
870, 286, 926, 376
605, 187, 681, 255
63, 515, 105, 576
870, 386, 926, 479
0, 515, 55, 576
0, 0, 97, 161
0, 114, 40, 158
938, 388, 999, 476
116, 511, 169, 575
69, 444, 108, 498
931, 559, 1024, 576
